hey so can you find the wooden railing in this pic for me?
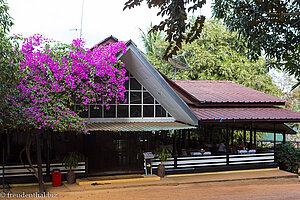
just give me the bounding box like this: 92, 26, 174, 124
229, 153, 275, 165
0, 161, 86, 178
148, 152, 275, 171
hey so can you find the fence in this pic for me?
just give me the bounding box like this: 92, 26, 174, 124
149, 152, 275, 172
0, 161, 86, 178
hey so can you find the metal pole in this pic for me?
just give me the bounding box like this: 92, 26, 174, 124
79, 0, 84, 38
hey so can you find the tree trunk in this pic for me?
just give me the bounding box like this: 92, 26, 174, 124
36, 131, 45, 194
19, 131, 45, 193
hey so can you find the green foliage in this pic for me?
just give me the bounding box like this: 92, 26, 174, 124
139, 22, 164, 57
213, 0, 300, 88
276, 143, 300, 173
0, 0, 13, 34
125, 0, 300, 88
142, 20, 282, 97
0, 0, 20, 126
124, 0, 206, 60
155, 146, 172, 163
63, 152, 81, 170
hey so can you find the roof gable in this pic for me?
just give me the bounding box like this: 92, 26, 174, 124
117, 41, 198, 125
91, 35, 119, 50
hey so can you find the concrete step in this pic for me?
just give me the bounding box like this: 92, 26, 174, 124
76, 174, 160, 186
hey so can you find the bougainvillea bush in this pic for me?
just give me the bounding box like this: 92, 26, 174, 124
3, 34, 127, 133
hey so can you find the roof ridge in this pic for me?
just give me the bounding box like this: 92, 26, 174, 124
174, 80, 234, 83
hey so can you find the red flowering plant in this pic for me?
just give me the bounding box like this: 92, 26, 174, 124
3, 34, 128, 133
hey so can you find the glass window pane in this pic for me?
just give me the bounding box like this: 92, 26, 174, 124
168, 113, 172, 117
117, 105, 129, 118
155, 105, 166, 117
124, 80, 129, 90
104, 105, 116, 118
90, 105, 102, 118
143, 92, 154, 104
124, 92, 129, 103
143, 105, 154, 117
119, 92, 129, 105
130, 78, 141, 90
130, 92, 141, 104
76, 105, 88, 118
130, 105, 141, 117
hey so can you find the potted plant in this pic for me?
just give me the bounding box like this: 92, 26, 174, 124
63, 152, 81, 184
155, 146, 172, 178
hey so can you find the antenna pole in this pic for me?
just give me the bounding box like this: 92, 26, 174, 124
173, 67, 177, 80
80, 0, 84, 38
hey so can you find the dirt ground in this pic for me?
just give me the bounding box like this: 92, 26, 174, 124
2, 178, 300, 200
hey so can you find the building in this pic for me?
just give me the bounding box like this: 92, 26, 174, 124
2, 36, 300, 183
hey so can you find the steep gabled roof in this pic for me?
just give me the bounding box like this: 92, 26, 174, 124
169, 80, 285, 106
117, 40, 199, 125
89, 36, 198, 126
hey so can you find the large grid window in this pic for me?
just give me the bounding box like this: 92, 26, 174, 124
76, 73, 172, 118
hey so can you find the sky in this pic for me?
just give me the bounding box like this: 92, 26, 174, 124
8, 0, 212, 50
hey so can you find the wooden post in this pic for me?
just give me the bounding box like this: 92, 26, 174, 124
274, 124, 277, 162
36, 131, 45, 194
46, 132, 50, 177
283, 132, 286, 144
83, 134, 88, 176
231, 127, 234, 145
1, 131, 5, 191
254, 129, 257, 148
243, 125, 246, 146
173, 131, 178, 168
250, 123, 253, 145
6, 133, 10, 157
226, 125, 229, 166
183, 130, 187, 149
2, 142, 5, 191
178, 130, 182, 152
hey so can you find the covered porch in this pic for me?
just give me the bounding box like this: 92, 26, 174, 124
150, 121, 293, 175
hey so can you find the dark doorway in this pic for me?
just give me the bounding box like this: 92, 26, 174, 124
86, 132, 144, 175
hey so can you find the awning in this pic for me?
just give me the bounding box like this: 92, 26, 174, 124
191, 107, 300, 123
86, 122, 196, 132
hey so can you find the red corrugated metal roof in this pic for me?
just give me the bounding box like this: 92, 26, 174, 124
86, 122, 196, 132
190, 106, 300, 122
172, 80, 285, 105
